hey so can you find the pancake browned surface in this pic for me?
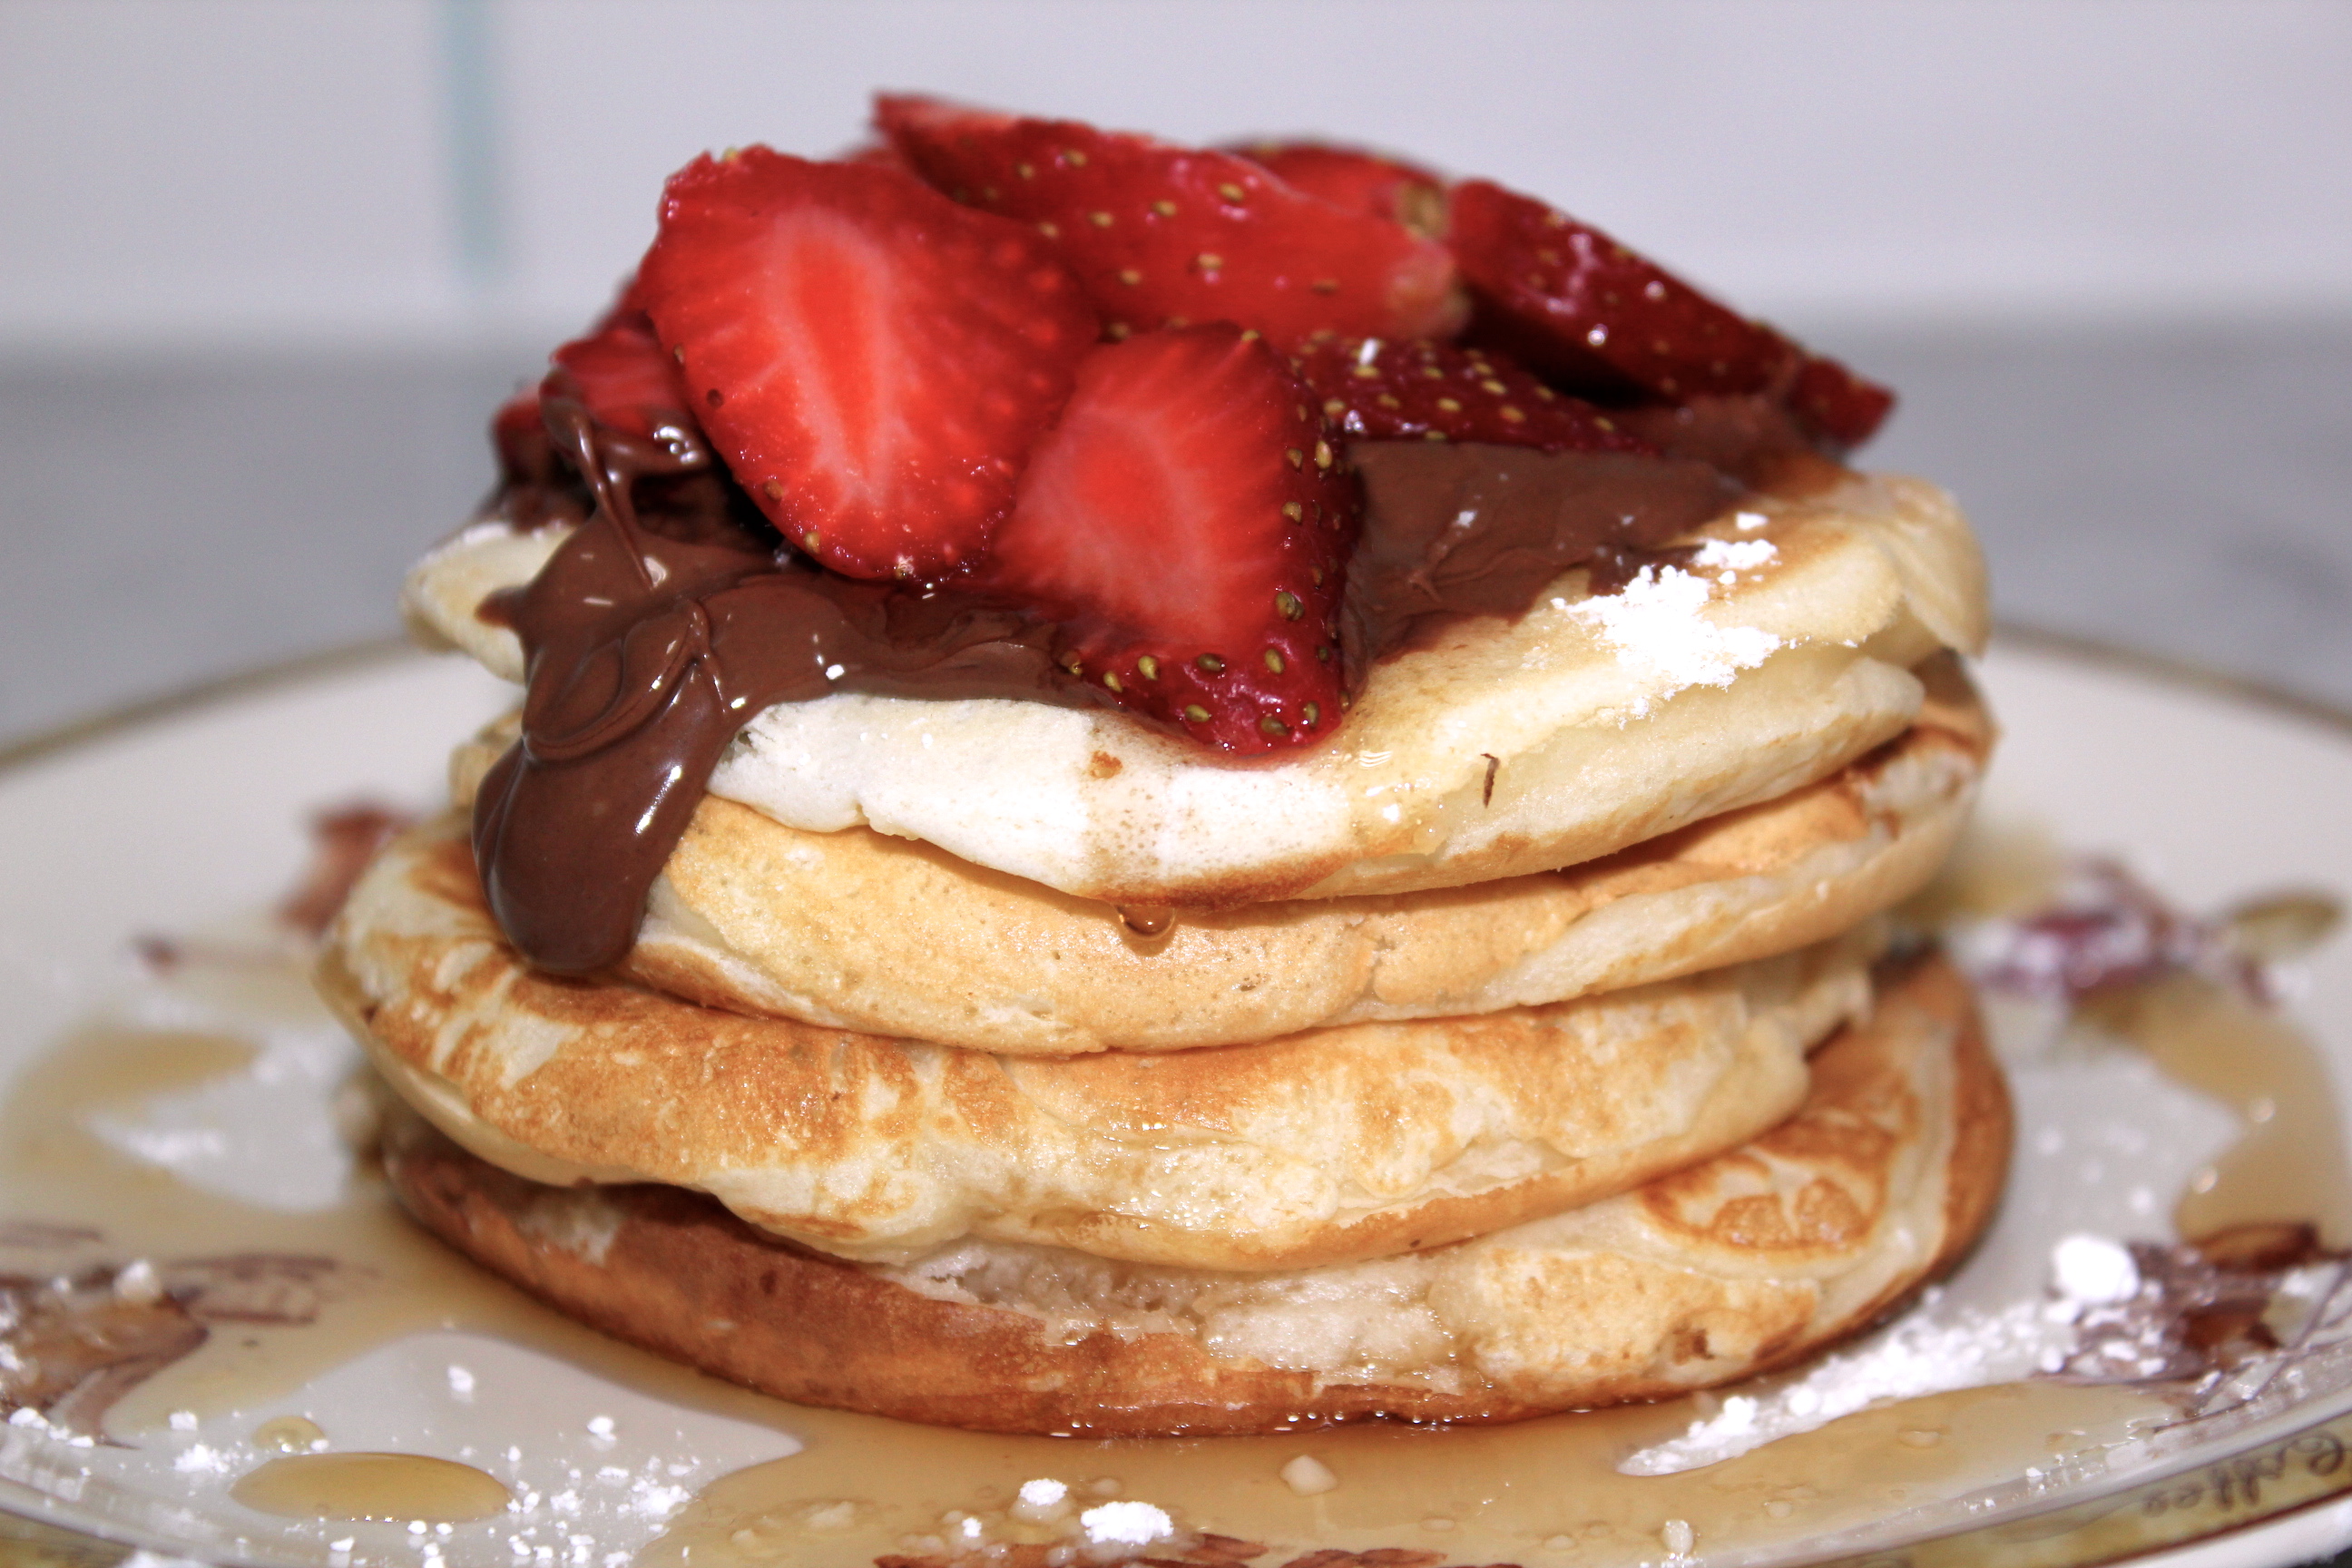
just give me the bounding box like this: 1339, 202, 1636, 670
326, 819, 1878, 1269
381, 954, 2004, 1436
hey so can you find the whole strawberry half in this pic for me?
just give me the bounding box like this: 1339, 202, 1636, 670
1447, 179, 1894, 446
980, 324, 1355, 753
636, 147, 1101, 581
1293, 336, 1654, 454
877, 94, 1463, 350
1225, 141, 1447, 237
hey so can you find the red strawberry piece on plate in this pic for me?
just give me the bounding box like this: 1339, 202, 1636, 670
980, 324, 1355, 753
1293, 336, 1654, 454
1226, 141, 1447, 236
636, 146, 1100, 581
876, 94, 1463, 350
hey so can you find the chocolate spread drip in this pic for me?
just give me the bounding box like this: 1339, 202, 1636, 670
474, 381, 1115, 974
1344, 444, 1734, 663
474, 389, 1799, 974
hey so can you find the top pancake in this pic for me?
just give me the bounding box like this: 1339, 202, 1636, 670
407, 468, 1985, 906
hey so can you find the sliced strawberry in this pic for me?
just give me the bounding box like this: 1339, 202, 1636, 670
544, 307, 695, 440
836, 138, 916, 173
1447, 179, 1896, 447
636, 147, 1100, 581
1788, 353, 1896, 449
876, 94, 1463, 350
490, 384, 550, 479
980, 325, 1355, 753
1225, 141, 1446, 236
1293, 336, 1654, 454
1447, 178, 1796, 403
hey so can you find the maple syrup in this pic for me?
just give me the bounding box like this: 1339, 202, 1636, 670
639, 1381, 2162, 1567
230, 1452, 512, 1523
5, 825, 2348, 1563
0, 995, 2177, 1566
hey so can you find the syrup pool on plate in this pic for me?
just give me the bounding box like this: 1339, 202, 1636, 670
4, 814, 2346, 1568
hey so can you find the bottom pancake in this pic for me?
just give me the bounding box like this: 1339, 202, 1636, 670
379, 953, 2007, 1436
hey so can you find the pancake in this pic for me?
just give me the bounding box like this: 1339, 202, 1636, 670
379, 953, 2004, 1436
407, 470, 1985, 909
324, 818, 1879, 1270
602, 660, 1985, 1053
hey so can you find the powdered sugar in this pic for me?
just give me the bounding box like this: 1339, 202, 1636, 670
2052, 1234, 2141, 1304
1622, 1225, 2222, 1475
1082, 1500, 1174, 1546
1620, 1291, 2072, 1475
1564, 555, 1782, 715
1690, 536, 1779, 576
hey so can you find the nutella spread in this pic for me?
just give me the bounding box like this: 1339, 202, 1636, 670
473, 393, 1782, 973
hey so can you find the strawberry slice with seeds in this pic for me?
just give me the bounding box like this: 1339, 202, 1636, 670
877, 94, 1463, 350
491, 299, 699, 482
1293, 336, 1654, 454
1226, 141, 1447, 236
636, 147, 1100, 581
1788, 353, 1896, 449
544, 306, 697, 441
1447, 178, 1895, 446
980, 325, 1355, 753
1447, 177, 1795, 402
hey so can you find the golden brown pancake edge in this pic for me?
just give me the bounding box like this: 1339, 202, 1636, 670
375, 954, 2007, 1436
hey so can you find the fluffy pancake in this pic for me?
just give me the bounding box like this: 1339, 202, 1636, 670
407, 470, 1985, 908
324, 819, 1878, 1269
379, 953, 2004, 1435
600, 659, 1985, 1053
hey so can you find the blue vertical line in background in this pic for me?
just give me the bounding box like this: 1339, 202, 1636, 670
441, 0, 505, 298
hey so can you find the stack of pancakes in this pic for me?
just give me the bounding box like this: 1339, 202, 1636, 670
323, 467, 2009, 1436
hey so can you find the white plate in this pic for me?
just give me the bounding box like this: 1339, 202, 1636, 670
3, 635, 2352, 1568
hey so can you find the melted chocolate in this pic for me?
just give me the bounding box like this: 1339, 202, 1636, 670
475, 393, 1793, 974
1344, 443, 1733, 662
474, 384, 1112, 974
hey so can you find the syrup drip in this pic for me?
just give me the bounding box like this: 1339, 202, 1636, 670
252, 1415, 328, 1454
640, 1382, 2158, 1568
2082, 975, 2352, 1248
230, 1452, 513, 1524
1114, 906, 1173, 937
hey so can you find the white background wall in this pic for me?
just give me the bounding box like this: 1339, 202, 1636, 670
5, 0, 2350, 352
